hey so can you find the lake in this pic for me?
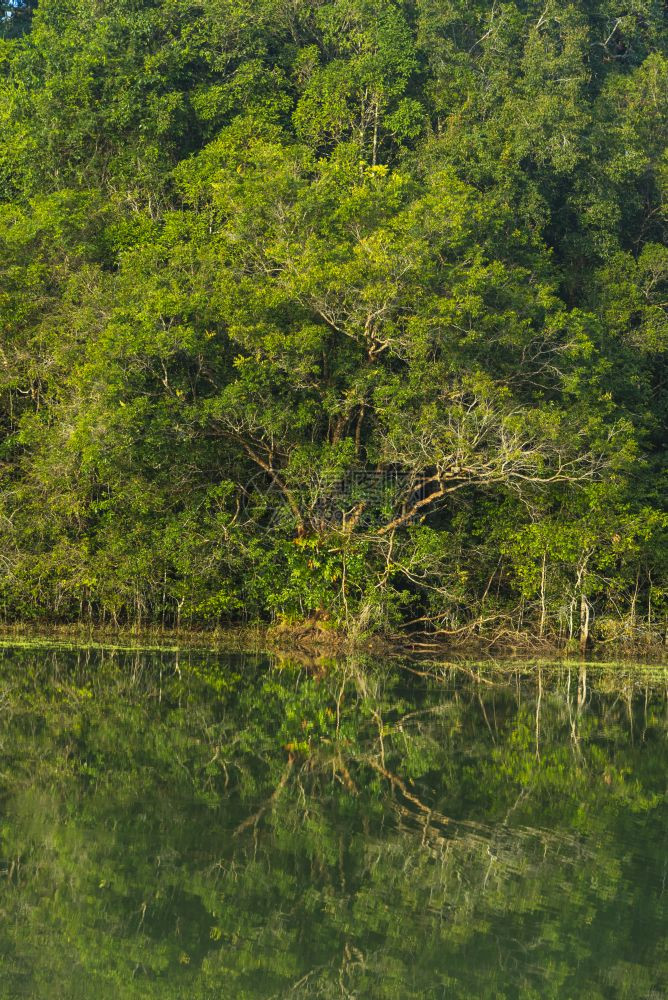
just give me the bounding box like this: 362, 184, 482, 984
0, 644, 665, 998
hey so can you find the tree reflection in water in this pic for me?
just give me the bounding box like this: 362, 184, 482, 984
0, 645, 665, 999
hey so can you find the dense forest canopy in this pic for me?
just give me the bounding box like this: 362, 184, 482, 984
0, 0, 666, 641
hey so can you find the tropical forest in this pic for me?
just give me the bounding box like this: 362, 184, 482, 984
1, 0, 667, 646
1, 5, 668, 995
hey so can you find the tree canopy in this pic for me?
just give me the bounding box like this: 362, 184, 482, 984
0, 0, 666, 642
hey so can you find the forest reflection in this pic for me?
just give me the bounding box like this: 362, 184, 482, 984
0, 645, 665, 999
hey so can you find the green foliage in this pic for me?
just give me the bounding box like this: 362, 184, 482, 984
0, 0, 666, 641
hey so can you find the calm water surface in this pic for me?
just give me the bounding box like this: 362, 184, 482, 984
0, 644, 666, 999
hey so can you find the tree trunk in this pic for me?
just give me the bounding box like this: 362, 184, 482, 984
579, 593, 591, 655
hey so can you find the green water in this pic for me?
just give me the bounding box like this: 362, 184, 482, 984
0, 645, 665, 999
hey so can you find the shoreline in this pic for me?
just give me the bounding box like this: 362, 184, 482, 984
0, 621, 666, 664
